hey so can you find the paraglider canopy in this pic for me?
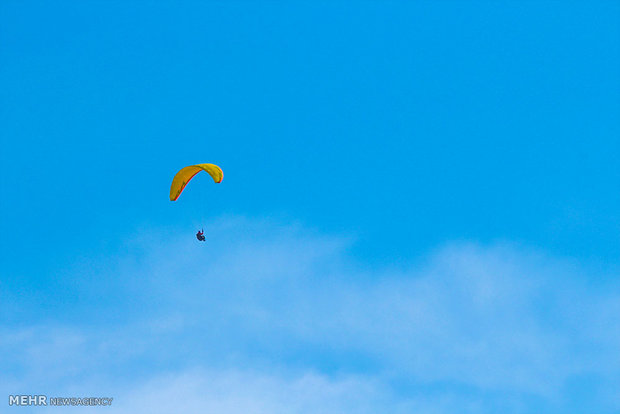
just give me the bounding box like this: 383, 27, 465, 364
169, 163, 223, 201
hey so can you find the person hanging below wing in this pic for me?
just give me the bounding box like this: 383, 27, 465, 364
196, 229, 206, 242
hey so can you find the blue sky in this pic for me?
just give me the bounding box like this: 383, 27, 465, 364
1, 1, 619, 413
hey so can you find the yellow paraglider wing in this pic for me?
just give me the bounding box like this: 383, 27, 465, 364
170, 163, 223, 201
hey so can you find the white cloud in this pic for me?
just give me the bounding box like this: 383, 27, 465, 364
111, 369, 402, 414
2, 217, 619, 413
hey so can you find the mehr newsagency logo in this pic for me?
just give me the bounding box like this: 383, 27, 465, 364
9, 395, 113, 407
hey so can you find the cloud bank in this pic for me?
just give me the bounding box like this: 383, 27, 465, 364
2, 217, 619, 413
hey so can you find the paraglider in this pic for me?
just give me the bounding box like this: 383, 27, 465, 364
196, 229, 206, 241
170, 163, 223, 241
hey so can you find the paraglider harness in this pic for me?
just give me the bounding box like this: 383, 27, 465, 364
196, 229, 206, 242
